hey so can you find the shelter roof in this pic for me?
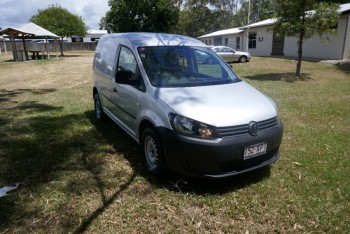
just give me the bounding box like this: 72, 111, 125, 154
0, 27, 35, 37
19, 23, 59, 39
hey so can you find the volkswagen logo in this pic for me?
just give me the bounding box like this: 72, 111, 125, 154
248, 121, 259, 136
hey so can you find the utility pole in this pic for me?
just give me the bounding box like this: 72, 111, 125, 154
246, 0, 251, 52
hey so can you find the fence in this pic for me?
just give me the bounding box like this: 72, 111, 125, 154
0, 41, 97, 52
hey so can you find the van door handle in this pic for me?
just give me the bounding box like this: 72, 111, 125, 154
113, 87, 118, 93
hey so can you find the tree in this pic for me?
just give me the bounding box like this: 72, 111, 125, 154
175, 6, 221, 37
31, 4, 88, 56
273, 1, 339, 76
103, 0, 179, 33
174, 0, 234, 37
232, 0, 275, 27
99, 17, 107, 31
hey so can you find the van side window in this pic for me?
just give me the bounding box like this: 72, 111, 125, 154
116, 46, 145, 91
117, 46, 138, 78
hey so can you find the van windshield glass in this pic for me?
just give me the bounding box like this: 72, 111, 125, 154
138, 46, 240, 87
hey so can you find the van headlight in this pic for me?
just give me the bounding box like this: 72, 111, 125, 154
169, 113, 217, 139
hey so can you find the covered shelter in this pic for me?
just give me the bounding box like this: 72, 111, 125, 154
19, 23, 60, 59
0, 27, 34, 61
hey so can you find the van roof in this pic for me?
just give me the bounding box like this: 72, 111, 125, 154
104, 32, 206, 48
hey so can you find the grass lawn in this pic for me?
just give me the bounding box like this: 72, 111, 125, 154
0, 52, 349, 233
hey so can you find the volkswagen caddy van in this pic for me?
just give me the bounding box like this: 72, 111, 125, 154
92, 33, 283, 178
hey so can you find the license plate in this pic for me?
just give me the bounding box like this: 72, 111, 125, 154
244, 142, 267, 160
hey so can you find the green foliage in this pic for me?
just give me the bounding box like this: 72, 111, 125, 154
273, 0, 339, 39
175, 6, 231, 37
233, 0, 274, 27
174, 0, 234, 37
99, 17, 107, 31
273, 0, 339, 76
101, 0, 276, 37
172, 0, 275, 37
104, 0, 179, 33
30, 4, 88, 38
30, 4, 88, 56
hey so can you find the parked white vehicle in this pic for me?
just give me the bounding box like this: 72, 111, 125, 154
92, 33, 283, 178
212, 46, 252, 63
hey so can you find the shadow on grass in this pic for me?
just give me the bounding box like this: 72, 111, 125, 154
86, 111, 272, 196
334, 62, 350, 75
161, 166, 271, 195
0, 97, 137, 232
0, 98, 274, 232
244, 72, 314, 82
0, 89, 57, 104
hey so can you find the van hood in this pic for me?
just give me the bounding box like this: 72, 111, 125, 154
156, 81, 277, 127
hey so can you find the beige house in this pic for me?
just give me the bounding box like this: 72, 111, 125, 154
198, 28, 243, 50
199, 3, 350, 60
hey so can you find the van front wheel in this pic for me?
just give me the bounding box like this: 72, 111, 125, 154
141, 128, 166, 175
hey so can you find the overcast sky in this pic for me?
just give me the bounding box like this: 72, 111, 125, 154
0, 0, 109, 30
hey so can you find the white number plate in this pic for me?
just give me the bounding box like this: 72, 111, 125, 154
244, 142, 267, 160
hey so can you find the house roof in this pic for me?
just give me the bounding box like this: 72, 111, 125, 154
239, 3, 350, 30
339, 3, 350, 14
239, 18, 277, 30
88, 30, 108, 35
18, 23, 59, 39
198, 4, 350, 39
198, 28, 243, 39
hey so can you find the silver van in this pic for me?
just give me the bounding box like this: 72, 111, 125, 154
92, 33, 283, 178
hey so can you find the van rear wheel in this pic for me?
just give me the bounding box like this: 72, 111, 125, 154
141, 128, 166, 175
94, 93, 105, 120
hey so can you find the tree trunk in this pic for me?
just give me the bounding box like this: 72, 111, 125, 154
59, 37, 64, 56
296, 31, 304, 77
296, 2, 306, 77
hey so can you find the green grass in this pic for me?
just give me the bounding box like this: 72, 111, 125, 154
0, 53, 349, 233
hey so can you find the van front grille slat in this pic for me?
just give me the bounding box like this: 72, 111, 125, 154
216, 117, 278, 137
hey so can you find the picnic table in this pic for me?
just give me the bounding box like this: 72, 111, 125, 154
16, 50, 47, 61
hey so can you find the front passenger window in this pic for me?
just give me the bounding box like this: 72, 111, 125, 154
117, 47, 138, 78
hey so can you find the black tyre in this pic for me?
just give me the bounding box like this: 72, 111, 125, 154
239, 56, 247, 63
141, 127, 166, 175
94, 93, 105, 120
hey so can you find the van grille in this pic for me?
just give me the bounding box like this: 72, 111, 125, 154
216, 117, 278, 137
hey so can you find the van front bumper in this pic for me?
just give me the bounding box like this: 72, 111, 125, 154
157, 119, 283, 178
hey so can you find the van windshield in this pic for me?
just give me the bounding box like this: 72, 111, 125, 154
137, 46, 241, 88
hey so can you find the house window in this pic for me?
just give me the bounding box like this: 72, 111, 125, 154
236, 37, 240, 50
249, 32, 257, 49
72, 37, 83, 42
209, 39, 211, 45
214, 36, 222, 46
225, 38, 228, 46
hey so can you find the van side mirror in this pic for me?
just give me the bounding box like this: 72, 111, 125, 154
115, 70, 140, 86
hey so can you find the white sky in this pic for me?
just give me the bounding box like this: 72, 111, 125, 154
0, 0, 109, 30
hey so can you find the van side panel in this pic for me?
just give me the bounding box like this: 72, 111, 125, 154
93, 37, 119, 113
